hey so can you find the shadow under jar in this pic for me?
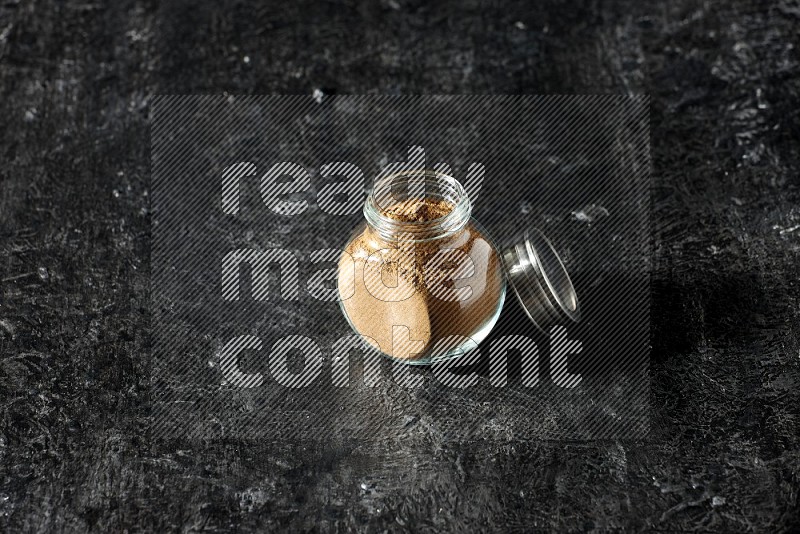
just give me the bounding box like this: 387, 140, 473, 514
337, 170, 505, 364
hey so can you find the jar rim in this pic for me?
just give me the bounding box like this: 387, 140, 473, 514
364, 169, 472, 241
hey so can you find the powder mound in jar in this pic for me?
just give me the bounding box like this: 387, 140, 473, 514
380, 197, 455, 222
338, 196, 504, 362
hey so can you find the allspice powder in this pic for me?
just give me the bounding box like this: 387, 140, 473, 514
338, 197, 504, 361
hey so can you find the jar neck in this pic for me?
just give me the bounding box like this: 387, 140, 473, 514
364, 171, 472, 242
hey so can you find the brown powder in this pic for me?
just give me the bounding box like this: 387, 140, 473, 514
338, 197, 504, 362
380, 197, 455, 222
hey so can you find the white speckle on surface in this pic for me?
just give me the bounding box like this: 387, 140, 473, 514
708, 245, 720, 255
237, 487, 270, 513
125, 29, 146, 42
520, 201, 532, 214
312, 88, 324, 104
779, 224, 800, 235
37, 267, 49, 281
113, 189, 120, 198
24, 109, 36, 122
360, 482, 368, 490
0, 319, 16, 338
515, 21, 527, 30
571, 204, 610, 224
756, 87, 768, 109
712, 495, 726, 507
243, 55, 250, 64
387, 0, 400, 10
131, 29, 146, 42
0, 23, 13, 43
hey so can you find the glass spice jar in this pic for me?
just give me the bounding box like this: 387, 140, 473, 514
337, 169, 579, 365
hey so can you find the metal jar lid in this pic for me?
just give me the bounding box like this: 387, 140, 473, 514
501, 228, 580, 334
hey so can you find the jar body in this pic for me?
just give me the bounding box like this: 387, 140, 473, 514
338, 217, 505, 364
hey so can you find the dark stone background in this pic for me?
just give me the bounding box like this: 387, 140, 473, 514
0, 0, 798, 531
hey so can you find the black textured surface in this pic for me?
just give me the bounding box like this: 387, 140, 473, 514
1, 0, 799, 531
